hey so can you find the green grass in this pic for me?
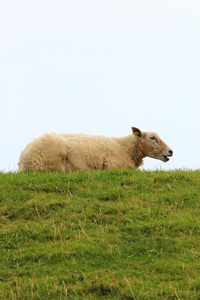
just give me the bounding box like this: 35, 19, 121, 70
0, 169, 200, 299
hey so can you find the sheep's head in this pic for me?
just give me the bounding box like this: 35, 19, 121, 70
132, 127, 173, 162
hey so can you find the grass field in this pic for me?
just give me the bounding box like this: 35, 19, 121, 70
0, 169, 200, 299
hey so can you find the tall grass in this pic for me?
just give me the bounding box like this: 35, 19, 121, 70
0, 169, 200, 299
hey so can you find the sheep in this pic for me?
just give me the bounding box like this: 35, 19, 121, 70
18, 127, 173, 172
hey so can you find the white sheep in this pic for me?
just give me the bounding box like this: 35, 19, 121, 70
18, 127, 173, 172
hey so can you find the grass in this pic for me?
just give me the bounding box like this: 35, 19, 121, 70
0, 169, 200, 299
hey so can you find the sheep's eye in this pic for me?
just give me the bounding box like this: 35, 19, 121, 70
150, 136, 157, 142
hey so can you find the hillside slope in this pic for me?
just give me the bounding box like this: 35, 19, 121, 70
0, 169, 200, 299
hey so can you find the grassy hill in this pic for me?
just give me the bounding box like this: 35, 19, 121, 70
0, 169, 200, 299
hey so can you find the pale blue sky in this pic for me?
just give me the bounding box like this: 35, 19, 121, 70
0, 0, 200, 171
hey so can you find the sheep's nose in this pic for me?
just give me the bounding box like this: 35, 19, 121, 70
168, 150, 173, 156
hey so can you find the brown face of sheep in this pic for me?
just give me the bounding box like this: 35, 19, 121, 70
132, 127, 173, 162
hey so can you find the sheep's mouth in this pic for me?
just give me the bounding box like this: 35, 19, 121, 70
163, 155, 170, 162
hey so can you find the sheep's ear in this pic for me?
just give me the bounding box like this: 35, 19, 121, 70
132, 127, 142, 137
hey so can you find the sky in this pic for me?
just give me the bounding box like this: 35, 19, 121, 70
0, 0, 200, 172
